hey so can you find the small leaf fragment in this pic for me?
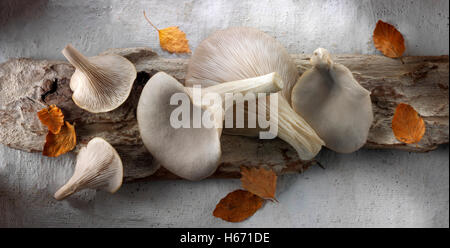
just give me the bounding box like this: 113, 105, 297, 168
213, 189, 264, 222
392, 103, 426, 144
240, 167, 277, 201
373, 20, 405, 58
43, 121, 76, 157
37, 104, 64, 134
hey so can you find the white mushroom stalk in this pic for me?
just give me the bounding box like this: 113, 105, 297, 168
199, 72, 284, 99
291, 48, 373, 153
62, 44, 136, 113
186, 72, 284, 130
54, 137, 123, 200
137, 71, 283, 181
186, 27, 324, 160
220, 93, 324, 160
259, 93, 324, 160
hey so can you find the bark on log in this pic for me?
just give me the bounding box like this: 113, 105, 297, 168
0, 47, 448, 181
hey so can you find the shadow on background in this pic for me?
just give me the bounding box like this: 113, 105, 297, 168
0, 0, 48, 26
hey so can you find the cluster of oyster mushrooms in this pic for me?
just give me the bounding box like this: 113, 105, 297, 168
54, 27, 373, 200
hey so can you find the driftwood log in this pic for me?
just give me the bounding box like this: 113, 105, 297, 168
0, 47, 448, 181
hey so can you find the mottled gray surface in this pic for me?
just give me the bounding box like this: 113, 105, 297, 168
0, 0, 449, 227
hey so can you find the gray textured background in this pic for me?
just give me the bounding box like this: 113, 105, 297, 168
0, 0, 448, 227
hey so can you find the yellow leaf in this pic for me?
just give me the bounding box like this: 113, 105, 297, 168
240, 167, 277, 201
213, 189, 264, 223
373, 20, 405, 58
391, 103, 426, 144
37, 104, 64, 134
158, 27, 191, 53
43, 121, 76, 157
143, 11, 190, 54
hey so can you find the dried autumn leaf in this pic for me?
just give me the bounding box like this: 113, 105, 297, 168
158, 27, 191, 53
37, 104, 64, 134
43, 121, 76, 157
240, 167, 277, 201
373, 20, 405, 58
143, 11, 191, 53
213, 189, 264, 222
392, 103, 426, 144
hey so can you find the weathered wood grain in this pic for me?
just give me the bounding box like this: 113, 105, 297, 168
0, 47, 448, 181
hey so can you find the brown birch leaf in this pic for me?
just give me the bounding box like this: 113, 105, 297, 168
392, 103, 426, 144
213, 189, 264, 222
240, 167, 277, 201
373, 20, 405, 58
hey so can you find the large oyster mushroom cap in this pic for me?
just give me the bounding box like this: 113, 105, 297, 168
185, 26, 299, 102
291, 48, 374, 153
137, 72, 222, 181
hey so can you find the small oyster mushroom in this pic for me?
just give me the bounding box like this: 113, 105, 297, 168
186, 27, 324, 160
137, 71, 282, 181
54, 137, 123, 200
61, 44, 136, 113
291, 48, 374, 153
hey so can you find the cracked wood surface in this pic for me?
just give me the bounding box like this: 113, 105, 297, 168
0, 47, 448, 181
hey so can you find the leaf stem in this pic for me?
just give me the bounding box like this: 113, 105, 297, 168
143, 10, 159, 31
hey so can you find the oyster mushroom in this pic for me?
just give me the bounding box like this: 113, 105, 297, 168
54, 137, 123, 200
291, 48, 373, 153
186, 27, 324, 160
61, 44, 136, 113
186, 27, 299, 102
137, 71, 282, 181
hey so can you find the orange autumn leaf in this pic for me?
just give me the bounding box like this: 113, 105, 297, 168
240, 167, 277, 201
392, 103, 426, 144
213, 189, 264, 222
43, 121, 76, 157
143, 11, 191, 53
373, 20, 405, 58
158, 27, 191, 53
37, 104, 64, 134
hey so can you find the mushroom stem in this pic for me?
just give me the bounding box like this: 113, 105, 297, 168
185, 72, 283, 106
222, 93, 324, 160
54, 179, 78, 200
186, 72, 284, 131
62, 44, 97, 76
274, 95, 324, 160
248, 93, 324, 160
201, 72, 283, 98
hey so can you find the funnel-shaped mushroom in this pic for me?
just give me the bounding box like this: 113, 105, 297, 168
186, 27, 324, 160
137, 72, 282, 181
62, 44, 136, 113
54, 137, 123, 200
291, 48, 373, 153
